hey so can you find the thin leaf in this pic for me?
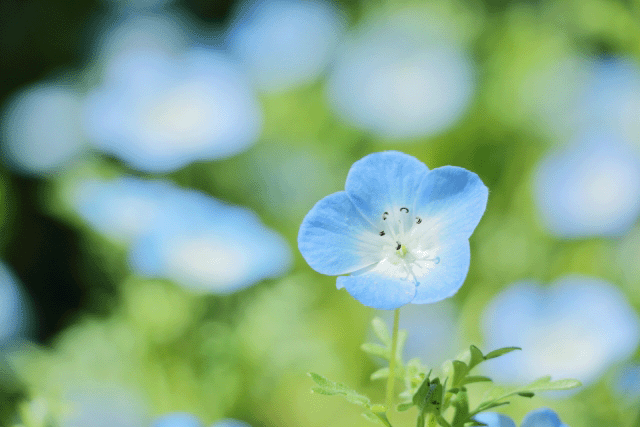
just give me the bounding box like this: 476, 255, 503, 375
397, 403, 414, 412
362, 343, 389, 359
372, 317, 391, 346
483, 347, 521, 360
371, 367, 389, 381
451, 360, 469, 386
461, 376, 492, 386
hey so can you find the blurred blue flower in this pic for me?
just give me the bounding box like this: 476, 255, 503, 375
298, 151, 487, 310
211, 420, 251, 427
533, 133, 640, 238
580, 59, 640, 145
91, 13, 189, 66
1, 82, 87, 176
0, 262, 32, 346
74, 176, 292, 293
325, 10, 475, 139
612, 363, 640, 400
74, 177, 174, 243
152, 413, 203, 427
227, 0, 345, 92
84, 48, 262, 173
476, 408, 568, 427
482, 276, 640, 387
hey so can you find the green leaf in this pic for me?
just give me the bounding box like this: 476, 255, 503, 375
371, 367, 389, 381
461, 376, 492, 386
371, 317, 391, 346
468, 345, 485, 369
361, 343, 390, 359
517, 392, 535, 398
362, 411, 393, 427
483, 347, 521, 360
451, 360, 469, 386
524, 377, 582, 392
396, 329, 408, 362
397, 402, 414, 412
451, 389, 469, 426
435, 414, 452, 427
308, 373, 372, 408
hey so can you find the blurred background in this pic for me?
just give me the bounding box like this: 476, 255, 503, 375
1, 0, 640, 426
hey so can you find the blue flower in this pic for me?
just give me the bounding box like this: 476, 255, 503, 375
83, 48, 262, 173
298, 151, 488, 310
129, 186, 292, 293
227, 0, 345, 92
476, 408, 569, 427
1, 82, 87, 176
152, 413, 202, 427
73, 176, 292, 293
325, 9, 475, 139
533, 132, 640, 238
481, 276, 640, 387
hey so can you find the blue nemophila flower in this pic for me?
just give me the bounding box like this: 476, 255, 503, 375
84, 48, 262, 173
298, 151, 488, 310
482, 276, 640, 387
227, 0, 345, 92
73, 176, 292, 293
533, 132, 640, 238
325, 8, 475, 140
1, 81, 87, 176
476, 408, 569, 427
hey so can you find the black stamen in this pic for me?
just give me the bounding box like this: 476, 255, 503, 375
416, 217, 422, 224
382, 212, 389, 220
379, 231, 385, 236
396, 242, 402, 250
400, 207, 409, 213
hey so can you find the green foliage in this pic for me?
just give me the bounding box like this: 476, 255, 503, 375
310, 335, 582, 427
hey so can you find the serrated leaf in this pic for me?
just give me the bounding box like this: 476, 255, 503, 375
371, 367, 389, 381
484, 347, 521, 360
397, 402, 413, 412
451, 360, 469, 386
308, 373, 372, 408
461, 376, 492, 386
517, 392, 535, 398
362, 343, 389, 359
371, 317, 391, 346
468, 345, 485, 369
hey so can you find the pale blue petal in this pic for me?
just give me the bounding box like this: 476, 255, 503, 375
345, 151, 429, 225
473, 412, 516, 427
411, 240, 470, 304
414, 166, 488, 240
298, 191, 382, 275
152, 413, 202, 427
520, 408, 566, 427
336, 269, 416, 310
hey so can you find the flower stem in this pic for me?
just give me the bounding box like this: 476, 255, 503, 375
386, 308, 400, 409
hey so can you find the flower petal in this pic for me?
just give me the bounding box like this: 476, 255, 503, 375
473, 412, 516, 427
414, 166, 488, 240
345, 151, 429, 224
298, 191, 381, 275
336, 267, 417, 310
411, 240, 470, 304
520, 408, 566, 427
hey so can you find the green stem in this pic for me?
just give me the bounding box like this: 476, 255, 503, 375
386, 308, 400, 409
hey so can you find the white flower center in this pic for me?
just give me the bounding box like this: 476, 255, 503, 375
375, 206, 440, 283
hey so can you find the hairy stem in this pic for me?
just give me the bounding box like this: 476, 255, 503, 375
386, 308, 400, 409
